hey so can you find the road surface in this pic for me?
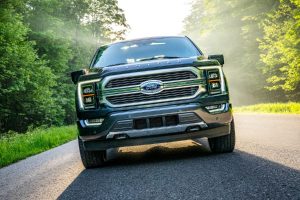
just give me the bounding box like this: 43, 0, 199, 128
0, 114, 299, 200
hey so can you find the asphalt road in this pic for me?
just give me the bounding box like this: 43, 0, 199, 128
0, 114, 299, 200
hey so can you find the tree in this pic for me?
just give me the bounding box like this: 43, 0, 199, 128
259, 0, 300, 100
182, 0, 280, 105
0, 0, 129, 132
0, 4, 60, 132
24, 0, 129, 125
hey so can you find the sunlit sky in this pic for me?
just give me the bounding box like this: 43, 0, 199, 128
118, 0, 193, 39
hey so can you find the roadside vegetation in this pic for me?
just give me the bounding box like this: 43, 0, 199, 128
0, 1, 127, 166
183, 0, 300, 106
0, 126, 77, 168
234, 102, 300, 114
0, 0, 128, 134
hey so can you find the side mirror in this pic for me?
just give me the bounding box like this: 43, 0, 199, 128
208, 54, 224, 65
71, 69, 86, 84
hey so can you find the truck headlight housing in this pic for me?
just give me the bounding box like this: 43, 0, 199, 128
197, 66, 225, 95
78, 79, 101, 110
207, 69, 222, 94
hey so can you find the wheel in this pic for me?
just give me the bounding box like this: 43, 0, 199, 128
208, 119, 236, 153
78, 137, 106, 168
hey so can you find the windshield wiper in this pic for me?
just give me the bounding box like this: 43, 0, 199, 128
105, 63, 128, 67
138, 56, 182, 62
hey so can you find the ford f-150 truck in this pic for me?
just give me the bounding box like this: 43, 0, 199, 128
71, 36, 235, 168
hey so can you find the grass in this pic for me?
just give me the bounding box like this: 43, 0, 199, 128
234, 102, 300, 114
0, 125, 77, 168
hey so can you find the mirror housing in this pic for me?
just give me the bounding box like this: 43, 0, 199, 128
208, 54, 224, 65
71, 69, 86, 84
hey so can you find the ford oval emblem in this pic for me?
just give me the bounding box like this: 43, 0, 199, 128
140, 80, 163, 94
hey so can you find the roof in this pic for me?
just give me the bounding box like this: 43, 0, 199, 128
108, 35, 187, 46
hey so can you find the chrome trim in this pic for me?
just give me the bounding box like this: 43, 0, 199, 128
198, 121, 208, 128
104, 86, 203, 107
103, 79, 206, 97
104, 91, 140, 97
106, 121, 208, 139
102, 67, 200, 88
101, 67, 204, 107
103, 78, 204, 97
77, 79, 101, 110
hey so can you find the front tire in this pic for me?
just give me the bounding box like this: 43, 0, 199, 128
208, 119, 235, 153
78, 138, 106, 168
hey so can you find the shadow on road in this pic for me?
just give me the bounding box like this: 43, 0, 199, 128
58, 141, 300, 200
105, 140, 211, 167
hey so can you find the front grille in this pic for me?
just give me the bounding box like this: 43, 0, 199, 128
105, 71, 197, 88
106, 86, 198, 105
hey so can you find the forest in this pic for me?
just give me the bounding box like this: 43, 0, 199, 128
0, 0, 128, 133
183, 0, 300, 105
0, 0, 299, 133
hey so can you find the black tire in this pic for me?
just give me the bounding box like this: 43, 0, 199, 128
208, 119, 236, 153
78, 138, 106, 168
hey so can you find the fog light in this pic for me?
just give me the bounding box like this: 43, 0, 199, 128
205, 104, 226, 113
85, 118, 104, 126
206, 105, 221, 110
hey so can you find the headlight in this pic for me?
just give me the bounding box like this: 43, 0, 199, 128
78, 79, 101, 110
197, 66, 225, 95
82, 84, 96, 107
206, 68, 222, 95
207, 70, 220, 80
83, 95, 95, 104
209, 80, 221, 94
82, 84, 94, 94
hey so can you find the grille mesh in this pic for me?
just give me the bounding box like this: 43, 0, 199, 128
105, 71, 197, 88
106, 86, 198, 105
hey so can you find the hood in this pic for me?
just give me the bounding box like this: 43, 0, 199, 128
90, 57, 220, 78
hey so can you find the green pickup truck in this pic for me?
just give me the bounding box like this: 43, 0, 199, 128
71, 36, 235, 168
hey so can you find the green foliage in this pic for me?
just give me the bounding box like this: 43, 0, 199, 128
0, 0, 128, 132
0, 125, 77, 168
234, 102, 300, 114
259, 0, 300, 99
25, 0, 129, 126
0, 5, 60, 132
183, 0, 300, 104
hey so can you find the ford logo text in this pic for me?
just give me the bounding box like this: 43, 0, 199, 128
140, 80, 163, 94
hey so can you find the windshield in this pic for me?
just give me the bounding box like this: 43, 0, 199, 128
91, 37, 201, 68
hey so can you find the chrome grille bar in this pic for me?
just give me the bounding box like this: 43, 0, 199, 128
107, 87, 199, 105
101, 67, 205, 107
105, 71, 197, 88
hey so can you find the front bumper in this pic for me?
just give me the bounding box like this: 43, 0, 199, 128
77, 102, 233, 150
84, 125, 230, 151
